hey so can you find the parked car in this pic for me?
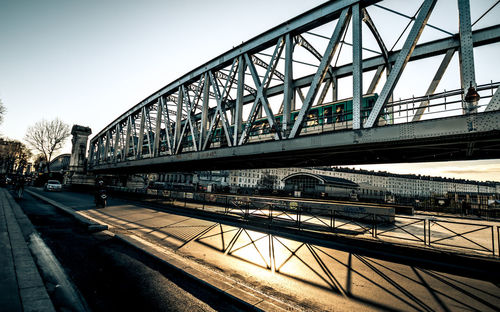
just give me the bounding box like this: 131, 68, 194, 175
44, 180, 62, 191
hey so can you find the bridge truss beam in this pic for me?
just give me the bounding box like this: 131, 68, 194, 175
89, 0, 500, 172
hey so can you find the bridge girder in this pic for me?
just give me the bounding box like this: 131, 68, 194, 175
89, 0, 500, 172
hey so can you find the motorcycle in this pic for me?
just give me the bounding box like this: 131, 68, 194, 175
95, 189, 107, 208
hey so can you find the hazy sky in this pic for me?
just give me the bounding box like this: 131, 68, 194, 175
0, 0, 499, 181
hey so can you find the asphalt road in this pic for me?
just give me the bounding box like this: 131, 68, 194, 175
25, 188, 500, 312
17, 190, 248, 312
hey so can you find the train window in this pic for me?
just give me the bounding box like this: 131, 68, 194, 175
367, 98, 375, 108
251, 121, 263, 136
261, 121, 269, 134
335, 105, 345, 122
323, 107, 333, 124
306, 109, 319, 127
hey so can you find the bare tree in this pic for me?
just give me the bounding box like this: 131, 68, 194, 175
25, 118, 70, 173
0, 138, 32, 174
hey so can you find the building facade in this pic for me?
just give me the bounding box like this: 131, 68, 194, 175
227, 167, 499, 198
154, 166, 499, 199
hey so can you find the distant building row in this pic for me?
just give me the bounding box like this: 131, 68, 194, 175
155, 166, 500, 198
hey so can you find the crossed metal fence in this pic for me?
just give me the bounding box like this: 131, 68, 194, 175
428, 219, 495, 256
111, 187, 500, 257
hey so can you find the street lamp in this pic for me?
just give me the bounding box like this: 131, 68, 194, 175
464, 82, 480, 113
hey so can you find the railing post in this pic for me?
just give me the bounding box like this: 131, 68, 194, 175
492, 225, 496, 257
372, 214, 376, 237
332, 209, 335, 232
428, 220, 431, 247
298, 204, 301, 230
424, 219, 427, 246
497, 226, 499, 257
330, 209, 333, 231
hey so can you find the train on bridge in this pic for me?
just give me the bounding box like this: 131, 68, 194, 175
128, 94, 382, 156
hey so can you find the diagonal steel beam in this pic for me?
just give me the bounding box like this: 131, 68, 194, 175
239, 41, 283, 145
199, 73, 210, 150
295, 34, 336, 80
104, 131, 110, 162
112, 123, 120, 162
289, 7, 351, 138
234, 56, 246, 146
366, 64, 385, 94
146, 108, 154, 156
153, 98, 162, 157
163, 97, 175, 155
137, 107, 146, 158
362, 8, 389, 65
413, 48, 455, 121
485, 87, 500, 112
174, 87, 183, 150
124, 115, 133, 160
176, 85, 199, 153
364, 0, 437, 128
210, 64, 236, 147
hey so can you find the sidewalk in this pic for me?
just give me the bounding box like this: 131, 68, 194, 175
0, 188, 55, 312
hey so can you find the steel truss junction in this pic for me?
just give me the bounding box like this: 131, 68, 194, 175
89, 0, 500, 173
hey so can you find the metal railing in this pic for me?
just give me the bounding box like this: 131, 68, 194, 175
428, 219, 495, 256
375, 215, 427, 245
109, 186, 500, 257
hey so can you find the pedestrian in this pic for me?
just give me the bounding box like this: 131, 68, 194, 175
15, 176, 25, 199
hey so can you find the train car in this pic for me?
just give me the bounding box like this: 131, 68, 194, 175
146, 94, 383, 151
246, 93, 381, 143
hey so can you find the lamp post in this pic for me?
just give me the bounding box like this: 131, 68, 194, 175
464, 82, 480, 113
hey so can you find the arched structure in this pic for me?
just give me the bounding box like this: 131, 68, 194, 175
49, 154, 71, 173
283, 172, 358, 196
88, 0, 500, 173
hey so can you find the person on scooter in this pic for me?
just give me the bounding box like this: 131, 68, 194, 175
94, 178, 107, 207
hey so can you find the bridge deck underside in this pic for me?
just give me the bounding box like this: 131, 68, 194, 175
91, 111, 500, 173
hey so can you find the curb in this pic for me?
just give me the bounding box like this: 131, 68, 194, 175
26, 190, 108, 232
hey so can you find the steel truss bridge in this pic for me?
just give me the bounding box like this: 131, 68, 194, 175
89, 0, 500, 173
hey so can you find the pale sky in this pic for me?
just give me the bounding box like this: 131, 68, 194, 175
0, 0, 499, 182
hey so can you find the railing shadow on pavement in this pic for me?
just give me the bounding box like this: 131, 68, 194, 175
107, 187, 500, 258
191, 223, 500, 312
32, 187, 500, 311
